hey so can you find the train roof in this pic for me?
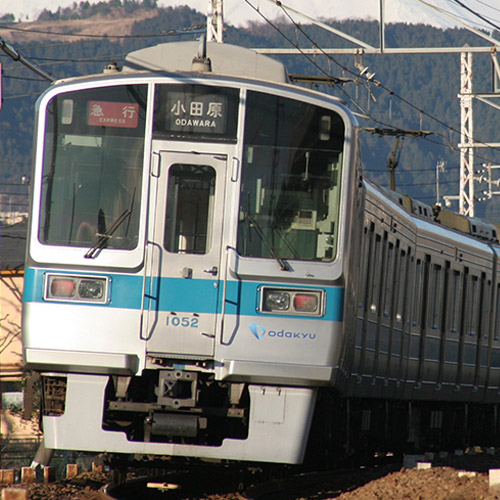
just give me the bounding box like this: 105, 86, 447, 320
373, 181, 500, 244
122, 41, 289, 83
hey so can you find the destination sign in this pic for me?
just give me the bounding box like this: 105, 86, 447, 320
165, 90, 227, 135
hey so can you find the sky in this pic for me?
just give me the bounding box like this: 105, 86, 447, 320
1, 0, 500, 32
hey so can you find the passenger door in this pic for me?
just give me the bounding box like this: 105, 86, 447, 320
143, 150, 227, 358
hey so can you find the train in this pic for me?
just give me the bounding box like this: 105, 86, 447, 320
21, 39, 500, 466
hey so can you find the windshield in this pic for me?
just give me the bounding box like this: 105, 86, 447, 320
39, 84, 147, 251
237, 91, 345, 262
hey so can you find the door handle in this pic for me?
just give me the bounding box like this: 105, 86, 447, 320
203, 266, 218, 276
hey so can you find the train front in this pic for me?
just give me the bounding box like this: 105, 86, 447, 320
22, 42, 358, 464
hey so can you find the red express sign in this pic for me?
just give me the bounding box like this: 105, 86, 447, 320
88, 101, 139, 128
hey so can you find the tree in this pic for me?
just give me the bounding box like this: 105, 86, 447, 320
0, 275, 23, 371
0, 13, 15, 23
142, 0, 158, 9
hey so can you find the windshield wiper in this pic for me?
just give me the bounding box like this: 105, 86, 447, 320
247, 215, 291, 271
84, 209, 132, 259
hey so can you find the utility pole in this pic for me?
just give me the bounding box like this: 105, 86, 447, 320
207, 0, 224, 43
436, 160, 445, 204
379, 0, 385, 53
388, 136, 402, 191
458, 51, 474, 217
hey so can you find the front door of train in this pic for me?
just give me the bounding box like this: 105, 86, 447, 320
143, 150, 227, 358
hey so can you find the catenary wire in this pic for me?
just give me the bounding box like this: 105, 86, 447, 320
0, 3, 494, 193
472, 0, 500, 16
0, 23, 205, 39
448, 0, 500, 32
244, 0, 500, 168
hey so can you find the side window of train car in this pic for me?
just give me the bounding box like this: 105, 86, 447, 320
238, 90, 345, 262
369, 233, 383, 314
382, 240, 396, 319
395, 247, 409, 324
491, 283, 500, 370
446, 269, 462, 334
358, 221, 375, 312
444, 268, 462, 365
495, 283, 500, 342
465, 274, 479, 337
412, 258, 424, 328
480, 274, 491, 338
428, 263, 443, 331
357, 225, 371, 312
479, 275, 491, 368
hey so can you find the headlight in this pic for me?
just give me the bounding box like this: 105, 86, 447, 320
261, 287, 323, 316
264, 290, 291, 311
78, 279, 105, 300
45, 274, 108, 303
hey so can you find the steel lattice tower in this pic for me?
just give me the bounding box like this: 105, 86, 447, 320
459, 51, 475, 217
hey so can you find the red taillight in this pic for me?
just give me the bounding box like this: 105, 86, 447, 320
260, 287, 323, 316
50, 278, 76, 297
293, 293, 318, 313
46, 274, 108, 302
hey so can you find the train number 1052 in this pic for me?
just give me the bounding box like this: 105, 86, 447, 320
166, 316, 199, 328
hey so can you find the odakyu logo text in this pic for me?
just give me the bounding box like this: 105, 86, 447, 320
249, 323, 317, 341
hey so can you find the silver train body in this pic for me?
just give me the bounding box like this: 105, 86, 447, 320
22, 41, 500, 464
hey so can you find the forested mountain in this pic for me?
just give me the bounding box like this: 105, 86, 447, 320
1, 1, 500, 219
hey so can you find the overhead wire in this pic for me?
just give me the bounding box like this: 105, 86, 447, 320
365, 165, 460, 173
241, 0, 378, 119
385, 178, 458, 187
0, 23, 205, 40
0, 20, 205, 73
243, 0, 500, 171
2, 91, 44, 99
0, 36, 122, 57
1, 2, 498, 195
276, 3, 460, 136
244, 1, 428, 125
1, 48, 131, 97
4, 52, 130, 69
473, 0, 500, 17
0, 21, 205, 73
25, 54, 125, 62
3, 74, 47, 82
0, 21, 207, 95
241, 0, 500, 198
413, 0, 498, 30
448, 0, 500, 32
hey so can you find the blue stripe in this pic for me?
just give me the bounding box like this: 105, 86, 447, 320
23, 268, 344, 321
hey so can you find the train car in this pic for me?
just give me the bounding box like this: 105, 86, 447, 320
22, 39, 500, 465
22, 40, 359, 464
348, 181, 500, 405
336, 182, 500, 454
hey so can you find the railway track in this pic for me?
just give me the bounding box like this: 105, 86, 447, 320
0, 439, 42, 469
102, 449, 500, 499
103, 461, 400, 500
5, 449, 500, 500
105, 465, 250, 500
